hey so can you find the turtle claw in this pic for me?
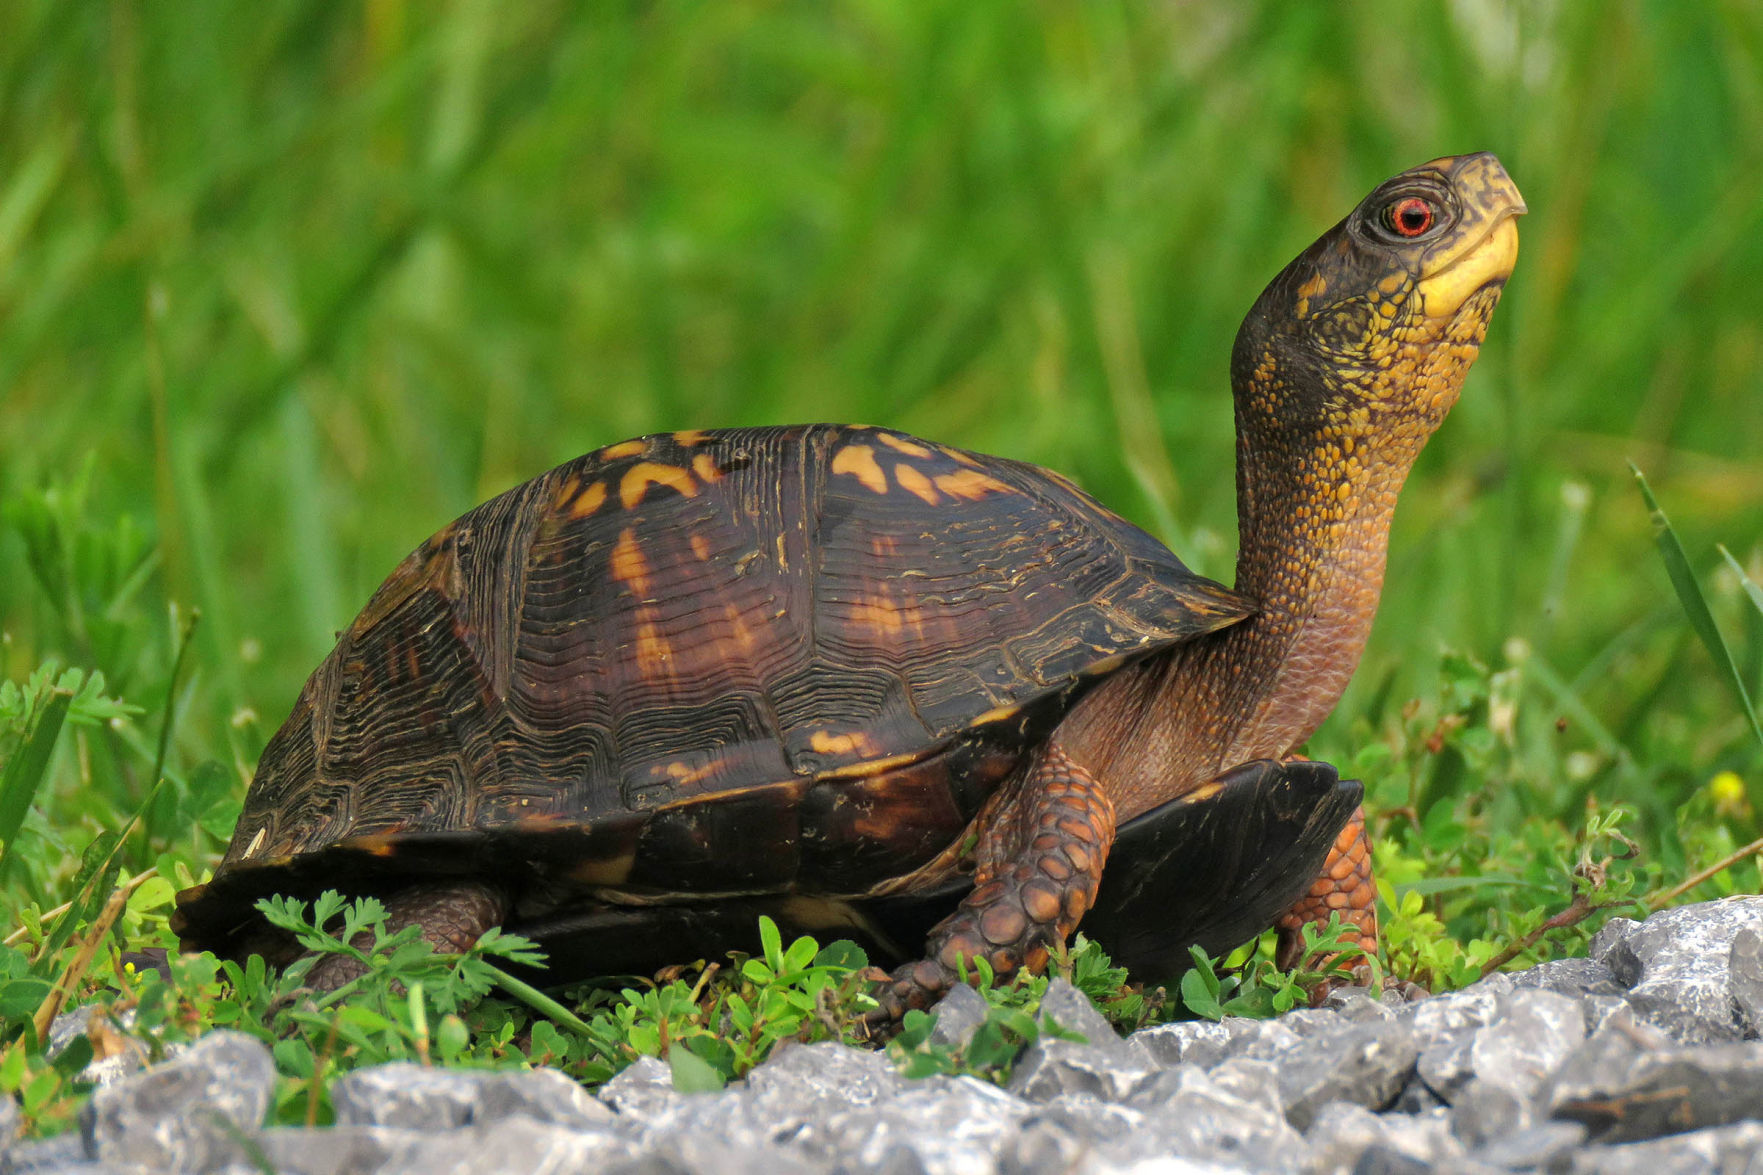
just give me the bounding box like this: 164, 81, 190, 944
861, 958, 958, 1038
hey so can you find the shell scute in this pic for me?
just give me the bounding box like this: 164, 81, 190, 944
176, 424, 1253, 951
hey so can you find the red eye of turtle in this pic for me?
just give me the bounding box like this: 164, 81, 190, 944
1384, 196, 1436, 238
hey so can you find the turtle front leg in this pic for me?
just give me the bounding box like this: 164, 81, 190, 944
307, 880, 509, 991
1273, 803, 1379, 976
871, 745, 1115, 1024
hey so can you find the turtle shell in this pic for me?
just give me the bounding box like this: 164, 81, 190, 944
174, 424, 1253, 956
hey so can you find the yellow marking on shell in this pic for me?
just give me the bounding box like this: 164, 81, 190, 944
611, 528, 653, 594
550, 475, 581, 511
830, 444, 888, 494
241, 826, 267, 860
691, 453, 724, 484
810, 729, 883, 758
662, 759, 718, 786
941, 446, 984, 468
1080, 652, 1132, 677
637, 620, 672, 672
973, 703, 1023, 726
934, 469, 1013, 501
569, 850, 637, 886
1180, 782, 1225, 804
850, 599, 904, 637
690, 533, 712, 561
569, 481, 608, 519
877, 433, 934, 458
818, 748, 925, 781
893, 462, 940, 505
673, 429, 711, 446
723, 604, 758, 652
347, 835, 400, 858
620, 462, 699, 508
601, 439, 647, 459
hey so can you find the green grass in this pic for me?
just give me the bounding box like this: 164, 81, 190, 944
2, 0, 1763, 1129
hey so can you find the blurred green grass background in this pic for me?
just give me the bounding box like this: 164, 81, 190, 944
2, 1, 1761, 897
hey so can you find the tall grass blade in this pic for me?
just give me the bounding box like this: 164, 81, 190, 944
0, 691, 71, 884
1719, 545, 1763, 618
1633, 466, 1763, 755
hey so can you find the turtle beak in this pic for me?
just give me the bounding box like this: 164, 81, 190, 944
1418, 152, 1526, 319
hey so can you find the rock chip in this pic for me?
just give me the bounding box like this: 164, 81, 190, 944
1510, 956, 1626, 998
823, 1074, 1027, 1174
79, 1030, 274, 1171
1277, 1019, 1417, 1130
330, 1063, 613, 1130
1449, 1077, 1532, 1149
1007, 1037, 1150, 1104
1562, 1120, 1763, 1174
1730, 925, 1763, 1037
1124, 1063, 1305, 1171
1471, 1120, 1588, 1171
1127, 1015, 1302, 1072
1548, 1039, 1763, 1143
1, 1131, 87, 1174
1590, 896, 1763, 1043
1469, 989, 1587, 1099
925, 982, 990, 1050
597, 1055, 682, 1123
1034, 980, 1126, 1053
250, 1124, 428, 1174
376, 1114, 642, 1175
1302, 1102, 1468, 1173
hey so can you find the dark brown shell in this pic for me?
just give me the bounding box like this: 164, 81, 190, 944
175, 425, 1251, 950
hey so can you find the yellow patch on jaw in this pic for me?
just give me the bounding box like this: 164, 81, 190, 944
877, 433, 933, 458
620, 462, 698, 507
893, 463, 939, 505
831, 444, 888, 494
601, 439, 647, 459
934, 469, 1013, 500
611, 528, 653, 594
569, 481, 608, 518
1419, 216, 1519, 319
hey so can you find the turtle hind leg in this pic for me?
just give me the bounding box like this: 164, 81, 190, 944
1273, 803, 1379, 978
306, 880, 509, 991
869, 744, 1115, 1025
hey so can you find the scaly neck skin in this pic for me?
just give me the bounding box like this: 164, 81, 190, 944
1059, 293, 1491, 821
1212, 391, 1424, 766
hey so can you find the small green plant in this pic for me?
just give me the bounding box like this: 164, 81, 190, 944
1176, 917, 1371, 1020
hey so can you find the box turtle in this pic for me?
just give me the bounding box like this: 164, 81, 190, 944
174, 153, 1524, 1016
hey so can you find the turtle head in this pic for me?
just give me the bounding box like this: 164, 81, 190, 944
1231, 152, 1526, 448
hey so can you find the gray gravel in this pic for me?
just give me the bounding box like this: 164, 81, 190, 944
9, 896, 1763, 1173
